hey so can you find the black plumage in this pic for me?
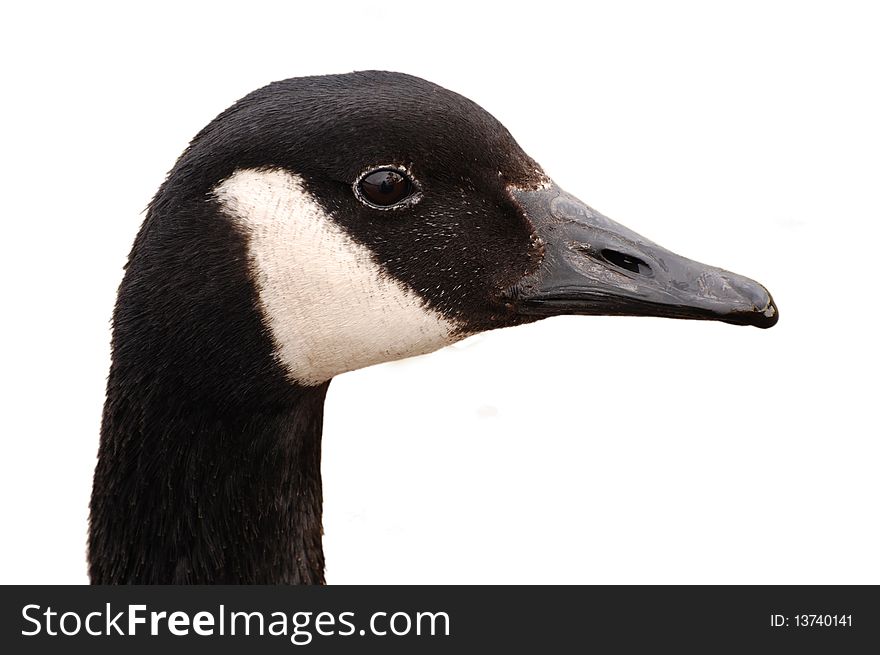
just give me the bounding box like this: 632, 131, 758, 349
89, 70, 777, 584
89, 72, 545, 584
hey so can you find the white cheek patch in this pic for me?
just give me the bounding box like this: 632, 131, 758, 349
214, 168, 461, 386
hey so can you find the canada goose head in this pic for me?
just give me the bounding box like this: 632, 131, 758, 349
90, 71, 777, 584
206, 71, 775, 386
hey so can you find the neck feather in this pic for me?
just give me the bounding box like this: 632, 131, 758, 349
89, 182, 334, 583
89, 374, 330, 584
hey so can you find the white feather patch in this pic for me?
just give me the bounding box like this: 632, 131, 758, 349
214, 168, 461, 386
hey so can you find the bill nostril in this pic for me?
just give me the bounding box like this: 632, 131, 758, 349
600, 249, 653, 277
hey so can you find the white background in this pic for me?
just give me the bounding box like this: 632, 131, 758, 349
2, 1, 878, 584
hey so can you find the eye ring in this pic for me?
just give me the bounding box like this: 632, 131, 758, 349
354, 165, 421, 210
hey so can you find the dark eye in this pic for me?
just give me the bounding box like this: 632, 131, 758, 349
357, 168, 416, 208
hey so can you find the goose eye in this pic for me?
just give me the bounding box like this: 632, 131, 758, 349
357, 169, 415, 208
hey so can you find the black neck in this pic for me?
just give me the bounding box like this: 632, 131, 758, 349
89, 188, 332, 584
89, 381, 329, 584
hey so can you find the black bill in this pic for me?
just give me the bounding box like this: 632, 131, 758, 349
506, 184, 778, 329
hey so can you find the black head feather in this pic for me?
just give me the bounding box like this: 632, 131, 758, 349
90, 71, 547, 584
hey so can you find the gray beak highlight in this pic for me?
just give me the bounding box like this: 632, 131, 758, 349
506, 184, 778, 329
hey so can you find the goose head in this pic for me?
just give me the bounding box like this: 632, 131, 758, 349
197, 71, 776, 387
91, 70, 778, 584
